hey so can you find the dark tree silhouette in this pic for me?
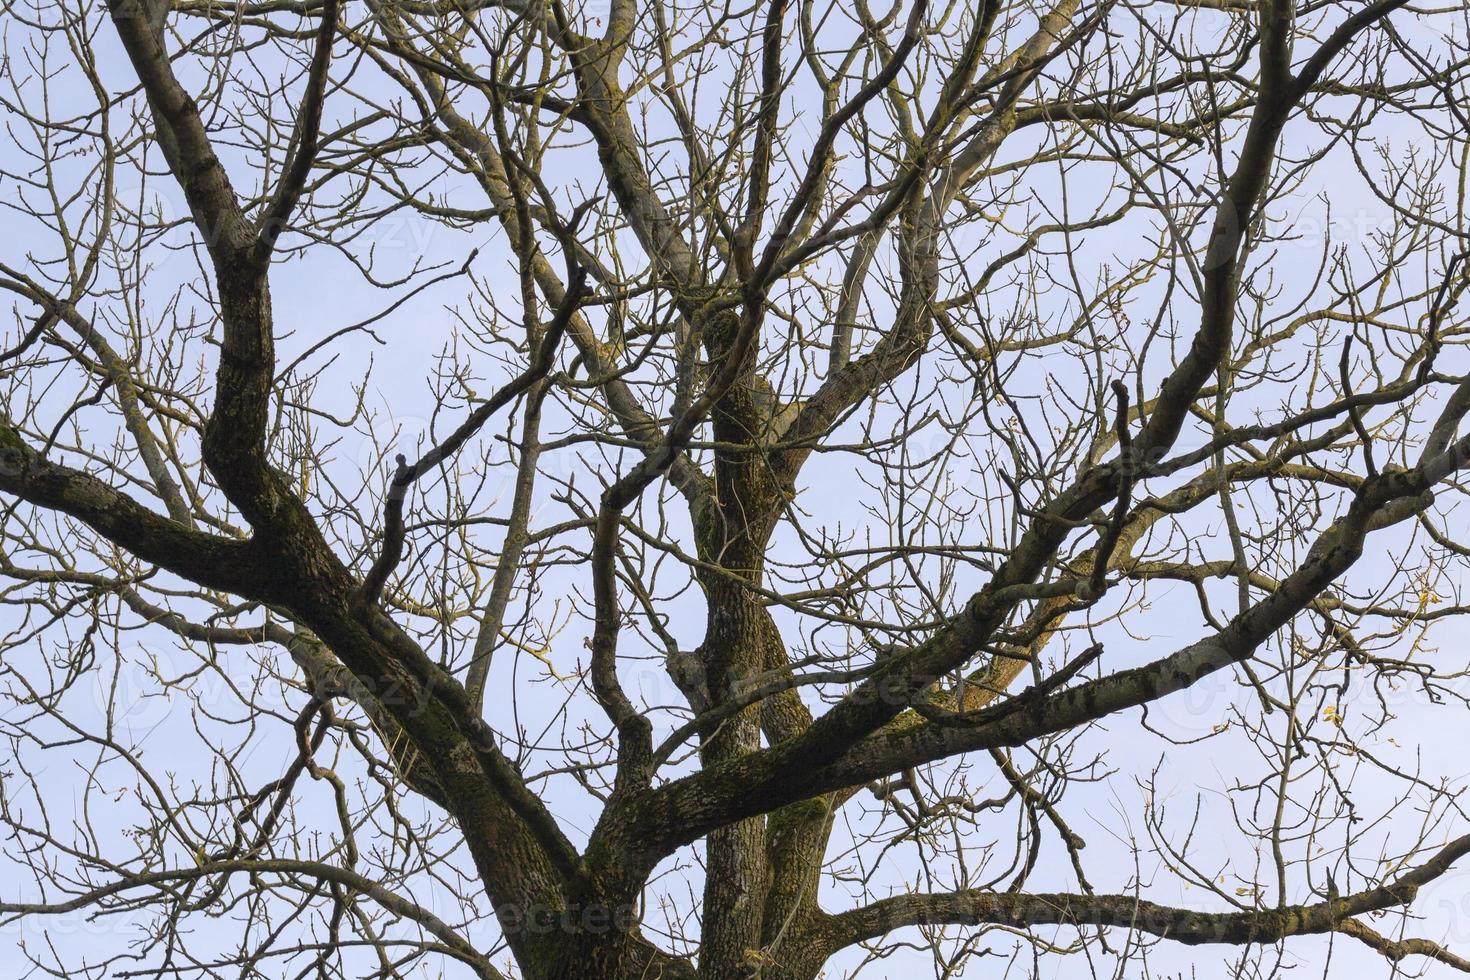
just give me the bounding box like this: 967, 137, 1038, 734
3, 0, 1470, 976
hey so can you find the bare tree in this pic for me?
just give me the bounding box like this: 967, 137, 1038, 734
4, 0, 1470, 976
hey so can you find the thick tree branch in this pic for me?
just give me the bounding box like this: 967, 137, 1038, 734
253, 0, 341, 262
0, 428, 261, 596
828, 831, 1470, 968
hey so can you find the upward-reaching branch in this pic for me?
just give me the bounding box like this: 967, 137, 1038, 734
254, 0, 342, 263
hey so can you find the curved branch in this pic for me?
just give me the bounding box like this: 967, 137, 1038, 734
829, 831, 1470, 970
0, 857, 505, 980
0, 427, 261, 596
